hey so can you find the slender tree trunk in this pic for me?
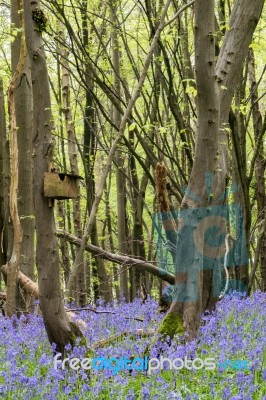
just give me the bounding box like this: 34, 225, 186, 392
6, 17, 25, 317
229, 77, 251, 292
11, 0, 35, 314
110, 3, 129, 301
57, 201, 71, 286
248, 48, 266, 291
67, 0, 172, 303
59, 23, 86, 306
0, 79, 9, 278
83, 84, 111, 305
81, 2, 111, 304
127, 59, 160, 298
129, 132, 147, 300
105, 177, 120, 300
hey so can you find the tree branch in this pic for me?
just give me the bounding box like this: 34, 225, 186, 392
57, 229, 175, 285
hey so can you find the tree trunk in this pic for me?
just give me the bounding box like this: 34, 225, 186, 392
172, 0, 220, 338
23, 0, 82, 354
159, 0, 264, 338
59, 22, 86, 305
57, 201, 71, 286
0, 79, 9, 279
80, 2, 111, 304
161, 0, 265, 339
110, 2, 129, 301
11, 0, 35, 315
248, 48, 266, 291
104, 176, 120, 300
66, 0, 172, 306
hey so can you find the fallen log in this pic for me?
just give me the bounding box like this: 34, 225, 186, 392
56, 229, 175, 285
2, 265, 39, 299
1, 265, 86, 330
92, 329, 155, 349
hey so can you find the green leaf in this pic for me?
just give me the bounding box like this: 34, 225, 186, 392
128, 123, 136, 131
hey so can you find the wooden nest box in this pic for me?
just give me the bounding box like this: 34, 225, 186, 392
44, 172, 83, 200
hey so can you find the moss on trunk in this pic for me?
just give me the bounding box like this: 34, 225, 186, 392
158, 312, 185, 338
144, 312, 185, 356
69, 321, 93, 358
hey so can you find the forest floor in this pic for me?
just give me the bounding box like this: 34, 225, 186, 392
0, 292, 266, 399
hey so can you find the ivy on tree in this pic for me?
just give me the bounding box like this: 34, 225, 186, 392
32, 8, 47, 32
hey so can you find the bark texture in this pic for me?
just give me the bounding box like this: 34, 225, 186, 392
0, 79, 9, 276
111, 2, 129, 301
11, 0, 35, 314
163, 0, 264, 338
23, 0, 82, 354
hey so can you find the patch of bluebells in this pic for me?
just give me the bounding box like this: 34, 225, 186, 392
0, 292, 266, 398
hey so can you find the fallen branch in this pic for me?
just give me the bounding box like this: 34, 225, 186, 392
92, 329, 155, 349
67, 307, 115, 314
66, 307, 144, 322
1, 265, 86, 330
0, 268, 144, 325
1, 265, 39, 299
56, 229, 175, 285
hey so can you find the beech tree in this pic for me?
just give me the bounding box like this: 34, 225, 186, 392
160, 0, 265, 338
11, 0, 35, 314
22, 0, 82, 353
0, 79, 9, 285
